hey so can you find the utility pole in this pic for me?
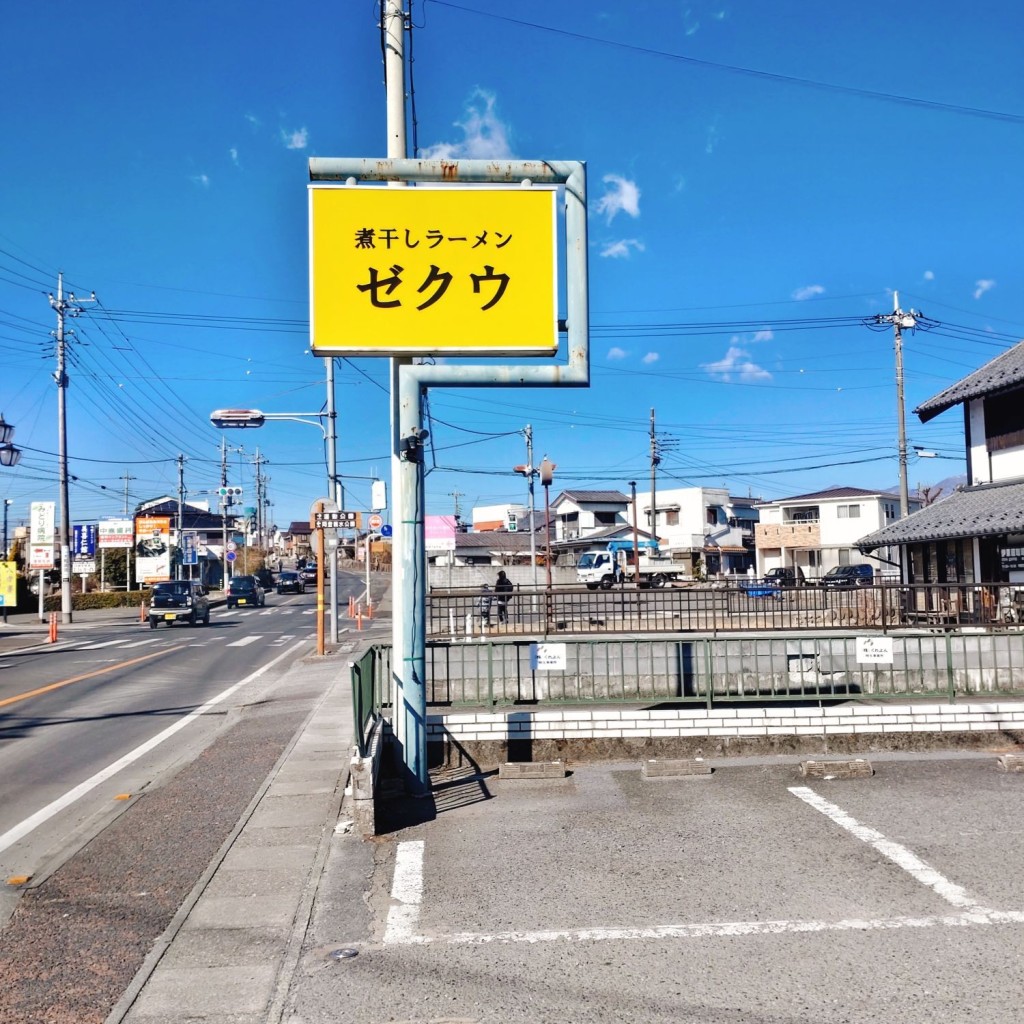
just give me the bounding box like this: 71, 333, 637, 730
176, 454, 186, 581
525, 425, 538, 592
649, 407, 660, 543
449, 489, 464, 529
49, 273, 95, 624
220, 437, 229, 588
875, 292, 918, 517
122, 471, 135, 515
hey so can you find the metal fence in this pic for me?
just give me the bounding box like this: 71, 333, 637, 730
352, 631, 1024, 737
427, 581, 1024, 638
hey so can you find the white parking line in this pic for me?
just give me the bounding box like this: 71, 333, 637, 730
226, 635, 261, 648
384, 840, 424, 944
788, 786, 991, 913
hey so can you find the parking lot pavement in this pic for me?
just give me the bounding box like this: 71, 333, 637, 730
288, 754, 1024, 1024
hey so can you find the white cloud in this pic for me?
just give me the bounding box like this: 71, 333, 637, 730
705, 124, 720, 155
750, 329, 774, 343
245, 113, 260, 128
642, 352, 659, 364
421, 88, 513, 160
607, 347, 628, 360
189, 173, 210, 188
702, 345, 772, 382
792, 284, 825, 301
229, 147, 239, 167
281, 127, 308, 150
600, 238, 645, 259
595, 174, 641, 224
974, 279, 996, 300
923, 270, 935, 281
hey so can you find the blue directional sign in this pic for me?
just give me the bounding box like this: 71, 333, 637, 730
181, 531, 199, 566
73, 523, 97, 557
380, 524, 393, 538
226, 550, 237, 562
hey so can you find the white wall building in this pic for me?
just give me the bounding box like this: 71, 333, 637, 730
755, 486, 915, 580
629, 486, 758, 576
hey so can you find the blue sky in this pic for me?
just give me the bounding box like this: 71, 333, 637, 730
2, 0, 1022, 534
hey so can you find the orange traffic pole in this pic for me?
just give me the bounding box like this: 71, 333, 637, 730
348, 594, 355, 618
356, 604, 363, 631
139, 601, 147, 623
49, 612, 57, 643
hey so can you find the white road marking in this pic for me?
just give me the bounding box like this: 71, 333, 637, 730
115, 638, 164, 649
384, 910, 1024, 947
384, 840, 424, 944
226, 635, 261, 648
259, 609, 273, 616
79, 638, 139, 650
270, 635, 296, 646
788, 786, 991, 913
0, 638, 310, 856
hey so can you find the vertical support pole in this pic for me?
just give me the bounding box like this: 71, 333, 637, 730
325, 357, 340, 644
315, 500, 325, 656
54, 273, 73, 624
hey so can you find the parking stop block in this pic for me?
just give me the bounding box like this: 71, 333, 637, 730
641, 758, 713, 779
800, 759, 873, 779
996, 754, 1024, 772
498, 760, 567, 780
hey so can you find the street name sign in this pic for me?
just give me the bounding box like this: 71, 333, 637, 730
313, 510, 361, 529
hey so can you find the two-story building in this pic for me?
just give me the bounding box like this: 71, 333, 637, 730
857, 340, 1024, 585
629, 486, 758, 577
755, 487, 914, 580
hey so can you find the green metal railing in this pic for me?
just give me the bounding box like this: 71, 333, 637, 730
350, 645, 387, 756
352, 632, 1024, 740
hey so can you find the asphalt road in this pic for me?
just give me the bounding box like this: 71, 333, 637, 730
0, 579, 363, 928
293, 754, 1024, 1023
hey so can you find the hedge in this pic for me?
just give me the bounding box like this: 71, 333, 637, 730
43, 590, 149, 612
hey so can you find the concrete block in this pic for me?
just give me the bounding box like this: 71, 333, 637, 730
499, 760, 568, 779
800, 759, 873, 779
996, 754, 1024, 772
641, 758, 713, 779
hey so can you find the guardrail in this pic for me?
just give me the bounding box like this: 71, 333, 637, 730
427, 581, 1024, 638
352, 631, 1024, 715
350, 645, 387, 756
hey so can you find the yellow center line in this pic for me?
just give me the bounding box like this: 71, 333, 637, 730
0, 644, 184, 710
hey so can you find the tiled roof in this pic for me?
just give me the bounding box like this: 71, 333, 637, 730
915, 340, 1024, 423
553, 490, 630, 505
286, 521, 312, 535
756, 486, 899, 506
856, 478, 1024, 551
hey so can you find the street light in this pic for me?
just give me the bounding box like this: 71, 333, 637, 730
210, 407, 344, 645
0, 413, 21, 467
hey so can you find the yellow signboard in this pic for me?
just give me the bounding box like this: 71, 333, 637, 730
309, 185, 558, 356
0, 561, 15, 608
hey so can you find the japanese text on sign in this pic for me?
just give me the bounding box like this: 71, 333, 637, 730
309, 185, 557, 356
313, 510, 361, 530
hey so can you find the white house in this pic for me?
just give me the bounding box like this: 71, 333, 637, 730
629, 486, 758, 577
755, 487, 914, 580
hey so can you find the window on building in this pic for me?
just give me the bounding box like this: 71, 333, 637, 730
666, 509, 679, 526
884, 502, 897, 520
837, 504, 861, 518
838, 549, 853, 565
787, 506, 820, 523
984, 387, 1024, 452
706, 507, 717, 525
593, 511, 618, 526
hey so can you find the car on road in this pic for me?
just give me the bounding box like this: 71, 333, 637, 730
822, 564, 875, 588
276, 571, 305, 595
254, 567, 276, 590
148, 580, 210, 628
226, 574, 266, 608
299, 564, 318, 585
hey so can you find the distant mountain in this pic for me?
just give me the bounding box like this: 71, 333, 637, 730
884, 474, 968, 504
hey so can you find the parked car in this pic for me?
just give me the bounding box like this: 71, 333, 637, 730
276, 570, 305, 595
822, 564, 875, 588
763, 567, 805, 587
148, 580, 210, 628
226, 574, 266, 608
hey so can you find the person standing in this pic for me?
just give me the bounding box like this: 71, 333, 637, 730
495, 570, 514, 624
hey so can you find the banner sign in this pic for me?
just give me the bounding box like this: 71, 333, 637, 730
29, 545, 54, 570
30, 501, 55, 546
181, 531, 199, 566
0, 561, 16, 608
424, 514, 458, 552
134, 515, 172, 584
99, 519, 135, 549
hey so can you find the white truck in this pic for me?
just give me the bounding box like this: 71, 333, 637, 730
576, 539, 681, 589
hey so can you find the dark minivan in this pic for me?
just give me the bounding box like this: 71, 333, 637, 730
822, 564, 874, 588
763, 566, 805, 587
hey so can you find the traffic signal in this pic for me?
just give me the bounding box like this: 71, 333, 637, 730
218, 486, 243, 501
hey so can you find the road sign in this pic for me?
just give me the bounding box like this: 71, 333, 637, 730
313, 510, 361, 530
380, 524, 392, 538
226, 541, 237, 553
368, 513, 383, 530
226, 550, 237, 562
210, 408, 266, 429
182, 531, 199, 566
309, 185, 558, 357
